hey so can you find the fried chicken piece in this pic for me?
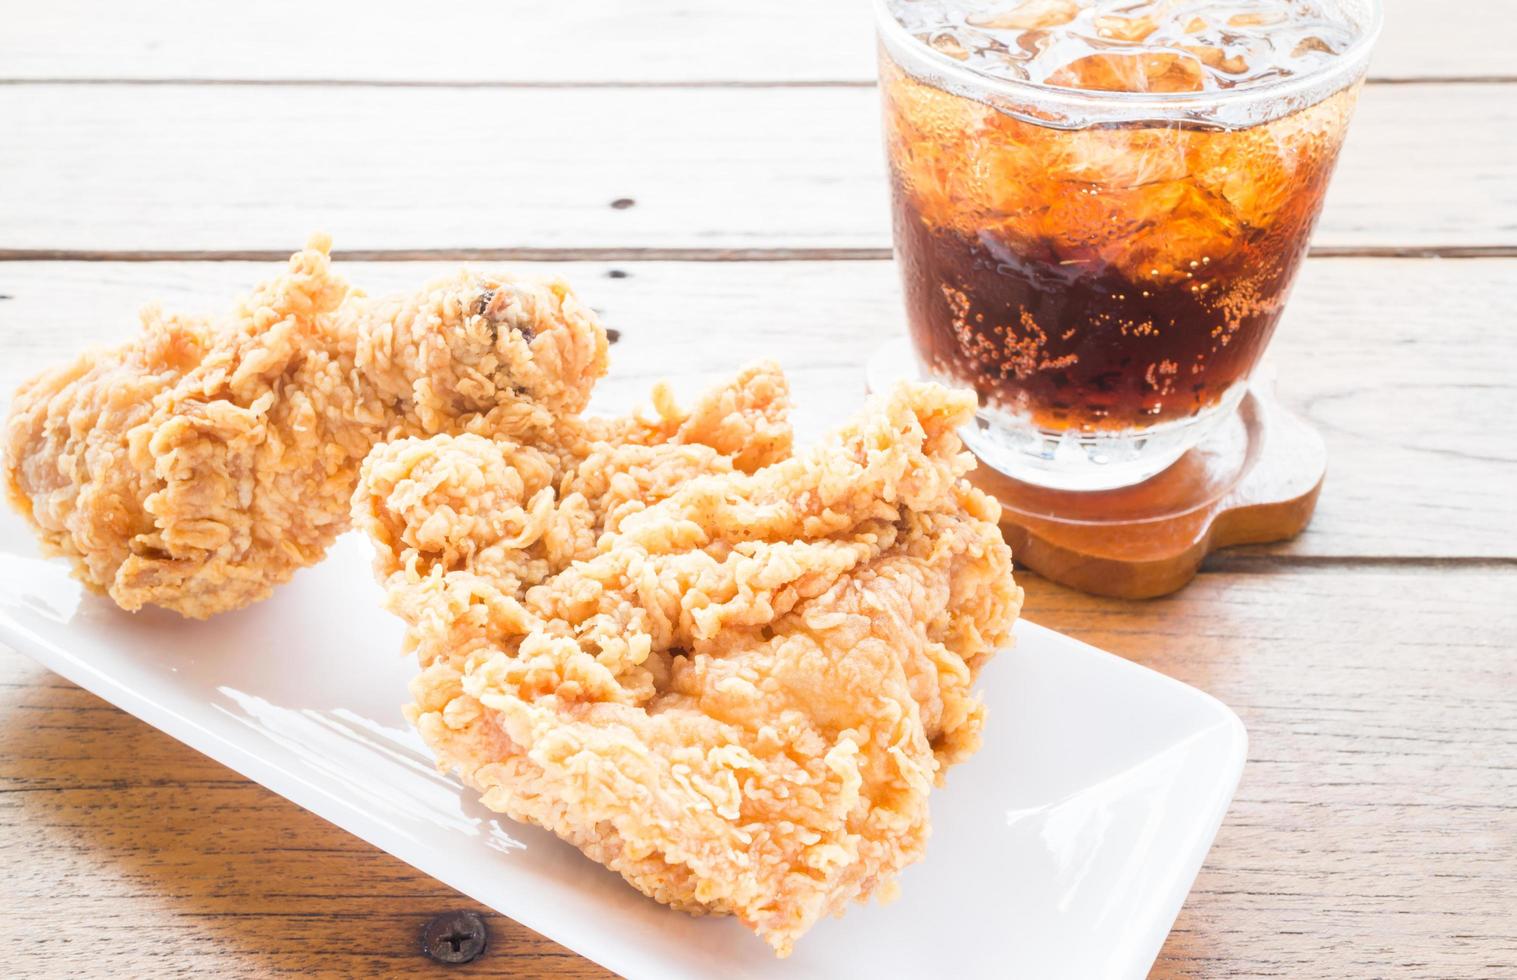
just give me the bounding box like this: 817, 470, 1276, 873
353, 380, 1022, 956
575, 359, 793, 474
3, 236, 608, 618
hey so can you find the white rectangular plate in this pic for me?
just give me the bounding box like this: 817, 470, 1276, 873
0, 512, 1244, 979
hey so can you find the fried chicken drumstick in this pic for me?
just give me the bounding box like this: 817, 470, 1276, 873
3, 236, 607, 618
353, 380, 1022, 955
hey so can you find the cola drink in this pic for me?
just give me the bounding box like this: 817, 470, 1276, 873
878, 0, 1377, 488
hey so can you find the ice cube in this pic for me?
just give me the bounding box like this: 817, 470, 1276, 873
1047, 52, 1208, 93
1094, 14, 1159, 44
1191, 127, 1296, 232
1228, 11, 1287, 29
928, 32, 970, 61
1109, 183, 1241, 282
967, 0, 1078, 31
1291, 35, 1339, 58
884, 0, 1364, 91
1182, 44, 1251, 75
1014, 28, 1053, 58
1045, 126, 1191, 188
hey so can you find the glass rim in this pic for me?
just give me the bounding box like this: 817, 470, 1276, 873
872, 0, 1384, 125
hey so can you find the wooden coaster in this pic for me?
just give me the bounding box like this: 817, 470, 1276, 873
967, 381, 1324, 598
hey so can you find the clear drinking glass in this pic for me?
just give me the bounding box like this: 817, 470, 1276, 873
875, 0, 1381, 490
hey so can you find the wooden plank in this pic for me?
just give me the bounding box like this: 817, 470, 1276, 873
0, 654, 613, 977
0, 257, 1512, 559
0, 82, 1512, 253
3, 568, 1513, 976
0, 0, 1500, 84
1028, 569, 1517, 980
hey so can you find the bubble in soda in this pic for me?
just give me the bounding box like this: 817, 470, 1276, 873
886, 0, 1362, 93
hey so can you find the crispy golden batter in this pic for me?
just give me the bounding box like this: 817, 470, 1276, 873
354, 379, 1021, 955
3, 236, 608, 618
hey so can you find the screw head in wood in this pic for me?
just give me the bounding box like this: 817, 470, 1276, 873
422, 910, 488, 965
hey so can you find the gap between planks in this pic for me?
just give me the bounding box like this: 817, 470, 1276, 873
4, 246, 1516, 263
1014, 555, 1517, 578
1198, 555, 1517, 574
1, 76, 1514, 89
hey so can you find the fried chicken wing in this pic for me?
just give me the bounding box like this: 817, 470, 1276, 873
353, 379, 1021, 955
3, 236, 608, 618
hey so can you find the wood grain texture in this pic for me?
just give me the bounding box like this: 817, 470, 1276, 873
3, 569, 1513, 977
1, 257, 1512, 560
1, 82, 1513, 253
0, 649, 614, 979
3, 2, 1514, 975
0, 0, 1501, 84
1031, 569, 1517, 980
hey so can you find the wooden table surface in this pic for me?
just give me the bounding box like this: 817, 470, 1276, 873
2, 2, 1514, 976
